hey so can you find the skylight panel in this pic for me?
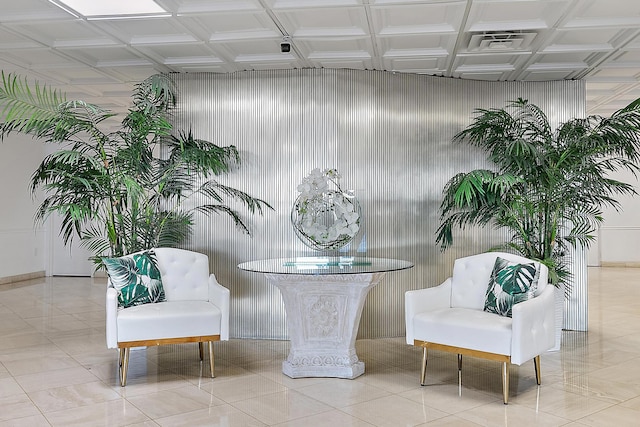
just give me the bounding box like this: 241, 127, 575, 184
54, 0, 169, 18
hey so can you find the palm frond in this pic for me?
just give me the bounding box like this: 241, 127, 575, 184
193, 204, 251, 234
438, 96, 640, 287
197, 180, 273, 215
0, 71, 67, 139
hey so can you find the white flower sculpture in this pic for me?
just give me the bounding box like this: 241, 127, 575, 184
291, 168, 361, 251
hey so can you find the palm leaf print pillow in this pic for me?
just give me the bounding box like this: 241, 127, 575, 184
103, 250, 166, 308
483, 256, 539, 317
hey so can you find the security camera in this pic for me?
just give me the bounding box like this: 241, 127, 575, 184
280, 36, 292, 54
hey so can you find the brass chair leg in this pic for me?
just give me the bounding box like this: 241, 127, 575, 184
534, 355, 541, 385
420, 347, 428, 385
119, 348, 130, 387
198, 342, 204, 361
208, 341, 215, 378
502, 362, 510, 404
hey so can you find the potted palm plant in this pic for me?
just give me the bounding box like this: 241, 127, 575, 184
0, 72, 272, 265
436, 97, 640, 290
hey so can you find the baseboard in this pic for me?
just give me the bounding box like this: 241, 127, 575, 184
600, 262, 640, 268
0, 271, 46, 285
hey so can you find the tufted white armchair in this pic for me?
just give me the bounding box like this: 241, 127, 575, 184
106, 248, 230, 386
405, 252, 555, 404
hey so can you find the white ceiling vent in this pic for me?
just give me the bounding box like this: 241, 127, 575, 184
467, 31, 537, 52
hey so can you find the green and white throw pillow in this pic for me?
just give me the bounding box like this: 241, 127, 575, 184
103, 250, 166, 308
483, 256, 539, 318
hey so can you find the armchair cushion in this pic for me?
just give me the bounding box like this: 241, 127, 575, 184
483, 256, 538, 317
117, 300, 222, 342
103, 250, 166, 308
414, 307, 513, 355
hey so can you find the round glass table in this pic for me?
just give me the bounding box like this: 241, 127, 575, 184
238, 256, 414, 379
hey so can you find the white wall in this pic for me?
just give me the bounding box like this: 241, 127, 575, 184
597, 167, 640, 266
0, 133, 46, 281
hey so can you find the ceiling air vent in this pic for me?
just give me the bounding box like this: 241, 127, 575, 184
467, 31, 537, 52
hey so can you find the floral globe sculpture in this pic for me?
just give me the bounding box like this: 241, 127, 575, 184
291, 168, 361, 251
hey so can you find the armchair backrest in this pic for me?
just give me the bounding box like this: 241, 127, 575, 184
154, 248, 210, 301
450, 252, 549, 310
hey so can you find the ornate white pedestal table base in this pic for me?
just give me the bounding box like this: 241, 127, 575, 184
237, 257, 413, 379
265, 272, 385, 379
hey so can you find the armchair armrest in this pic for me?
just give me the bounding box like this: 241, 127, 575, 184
511, 285, 556, 364
106, 283, 119, 349
405, 278, 452, 344
208, 273, 230, 340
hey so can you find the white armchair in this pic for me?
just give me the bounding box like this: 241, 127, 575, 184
106, 248, 230, 386
405, 252, 555, 404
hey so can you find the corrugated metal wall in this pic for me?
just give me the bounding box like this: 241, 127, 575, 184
171, 69, 585, 339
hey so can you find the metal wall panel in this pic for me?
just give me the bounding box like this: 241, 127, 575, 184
171, 69, 585, 339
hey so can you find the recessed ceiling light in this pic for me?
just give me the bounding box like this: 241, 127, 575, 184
54, 0, 168, 17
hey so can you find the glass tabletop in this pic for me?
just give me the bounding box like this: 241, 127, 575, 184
237, 256, 414, 275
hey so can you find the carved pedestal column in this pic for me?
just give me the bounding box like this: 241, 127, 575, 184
265, 272, 386, 379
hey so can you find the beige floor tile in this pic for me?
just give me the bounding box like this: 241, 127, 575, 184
272, 409, 374, 426
620, 395, 640, 411
455, 400, 570, 426
23, 314, 91, 334
231, 389, 333, 425
356, 366, 427, 394
28, 381, 122, 413
342, 394, 449, 426
575, 405, 640, 426
114, 372, 195, 397
205, 373, 288, 403
0, 378, 24, 398
399, 382, 501, 414
510, 384, 614, 420
43, 399, 150, 426
0, 331, 52, 351
295, 378, 391, 408
250, 364, 336, 390
551, 375, 640, 404
155, 404, 266, 426
417, 415, 484, 426
0, 413, 53, 427
126, 385, 225, 418
0, 343, 69, 363
121, 422, 161, 427
3, 353, 82, 376
14, 366, 99, 393
0, 394, 42, 422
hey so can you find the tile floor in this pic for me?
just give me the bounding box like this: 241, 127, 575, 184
0, 267, 639, 426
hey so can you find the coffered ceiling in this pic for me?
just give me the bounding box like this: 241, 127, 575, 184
1, 0, 639, 119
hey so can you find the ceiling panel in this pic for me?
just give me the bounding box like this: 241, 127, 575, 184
275, 7, 369, 37
178, 12, 280, 41
369, 2, 466, 35
0, 0, 639, 118
6, 20, 114, 48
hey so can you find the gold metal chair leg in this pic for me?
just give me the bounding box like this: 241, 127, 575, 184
198, 342, 204, 361
534, 355, 541, 385
119, 348, 130, 387
502, 362, 510, 404
208, 341, 215, 378
420, 347, 428, 385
